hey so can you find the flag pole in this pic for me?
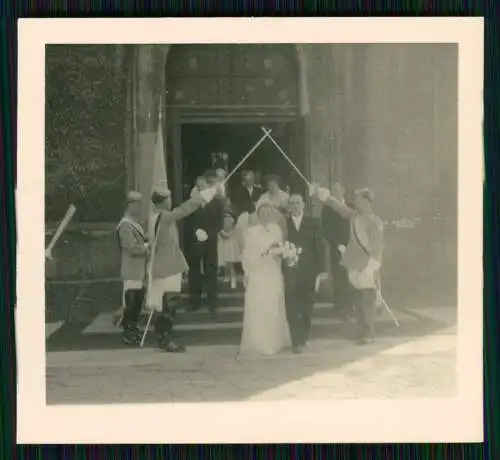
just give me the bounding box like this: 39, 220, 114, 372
117, 96, 166, 331
140, 95, 166, 347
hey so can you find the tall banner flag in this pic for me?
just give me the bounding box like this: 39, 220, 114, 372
152, 117, 167, 193
142, 116, 168, 224
147, 115, 167, 226
140, 115, 169, 344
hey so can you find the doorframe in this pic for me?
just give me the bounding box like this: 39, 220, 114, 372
166, 110, 310, 204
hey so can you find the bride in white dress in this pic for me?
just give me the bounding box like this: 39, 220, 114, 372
239, 200, 292, 356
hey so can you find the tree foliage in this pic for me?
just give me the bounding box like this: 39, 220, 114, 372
45, 45, 127, 224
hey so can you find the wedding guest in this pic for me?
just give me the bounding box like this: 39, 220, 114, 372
259, 174, 290, 211
215, 167, 232, 213
116, 191, 149, 346
231, 170, 264, 217
190, 175, 208, 198
148, 184, 217, 352
217, 212, 240, 289
215, 167, 228, 195
254, 171, 263, 188
185, 170, 226, 313
321, 182, 355, 322
313, 185, 384, 345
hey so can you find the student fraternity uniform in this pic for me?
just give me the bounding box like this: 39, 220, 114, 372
314, 185, 384, 344
116, 198, 149, 343
147, 186, 218, 351
340, 212, 384, 341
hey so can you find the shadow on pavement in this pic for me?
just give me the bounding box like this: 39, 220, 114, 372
46, 309, 456, 404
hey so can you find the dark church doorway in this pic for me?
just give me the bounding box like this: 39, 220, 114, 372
180, 120, 308, 201
164, 43, 307, 204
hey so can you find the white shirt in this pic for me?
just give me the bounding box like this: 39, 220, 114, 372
245, 185, 254, 196
291, 213, 304, 231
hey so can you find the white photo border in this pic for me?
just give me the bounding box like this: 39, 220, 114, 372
16, 17, 484, 443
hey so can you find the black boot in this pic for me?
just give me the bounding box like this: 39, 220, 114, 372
122, 290, 143, 346
123, 326, 141, 346
159, 336, 186, 353
154, 307, 186, 353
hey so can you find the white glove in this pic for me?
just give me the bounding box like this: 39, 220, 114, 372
308, 184, 317, 197
315, 272, 329, 292
317, 187, 330, 202
200, 186, 217, 203
195, 229, 208, 242
338, 244, 346, 253
45, 248, 53, 260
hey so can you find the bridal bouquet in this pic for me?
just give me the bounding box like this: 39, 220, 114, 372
282, 241, 302, 267
261, 241, 302, 267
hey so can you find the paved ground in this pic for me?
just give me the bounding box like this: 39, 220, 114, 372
46, 306, 457, 404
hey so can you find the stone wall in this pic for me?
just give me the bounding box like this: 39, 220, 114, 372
304, 43, 458, 300
363, 43, 458, 224
305, 44, 371, 191
304, 43, 457, 226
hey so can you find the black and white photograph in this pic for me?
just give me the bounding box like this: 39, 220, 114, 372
17, 18, 483, 443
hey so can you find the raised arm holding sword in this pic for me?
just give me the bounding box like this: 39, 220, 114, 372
309, 183, 396, 344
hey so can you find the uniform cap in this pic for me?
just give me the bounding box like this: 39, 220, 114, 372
126, 190, 142, 204
152, 186, 170, 198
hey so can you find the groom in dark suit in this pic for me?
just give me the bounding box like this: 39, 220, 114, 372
283, 193, 324, 353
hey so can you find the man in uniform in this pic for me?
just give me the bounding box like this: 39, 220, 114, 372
148, 184, 218, 351
312, 185, 384, 344
116, 191, 150, 346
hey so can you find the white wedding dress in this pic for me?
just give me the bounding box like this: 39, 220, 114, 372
239, 222, 292, 356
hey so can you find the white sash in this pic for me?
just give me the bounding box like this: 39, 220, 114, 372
117, 217, 146, 241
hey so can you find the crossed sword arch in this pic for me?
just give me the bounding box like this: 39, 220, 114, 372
123, 126, 399, 347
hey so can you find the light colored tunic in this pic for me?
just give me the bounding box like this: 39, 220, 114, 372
341, 212, 384, 289
117, 216, 148, 283
146, 211, 183, 311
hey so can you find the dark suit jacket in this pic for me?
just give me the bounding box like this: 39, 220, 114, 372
184, 195, 225, 250
321, 205, 351, 265
283, 214, 323, 287
231, 184, 264, 216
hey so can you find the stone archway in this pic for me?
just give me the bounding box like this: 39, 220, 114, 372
130, 43, 311, 214
134, 43, 309, 132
